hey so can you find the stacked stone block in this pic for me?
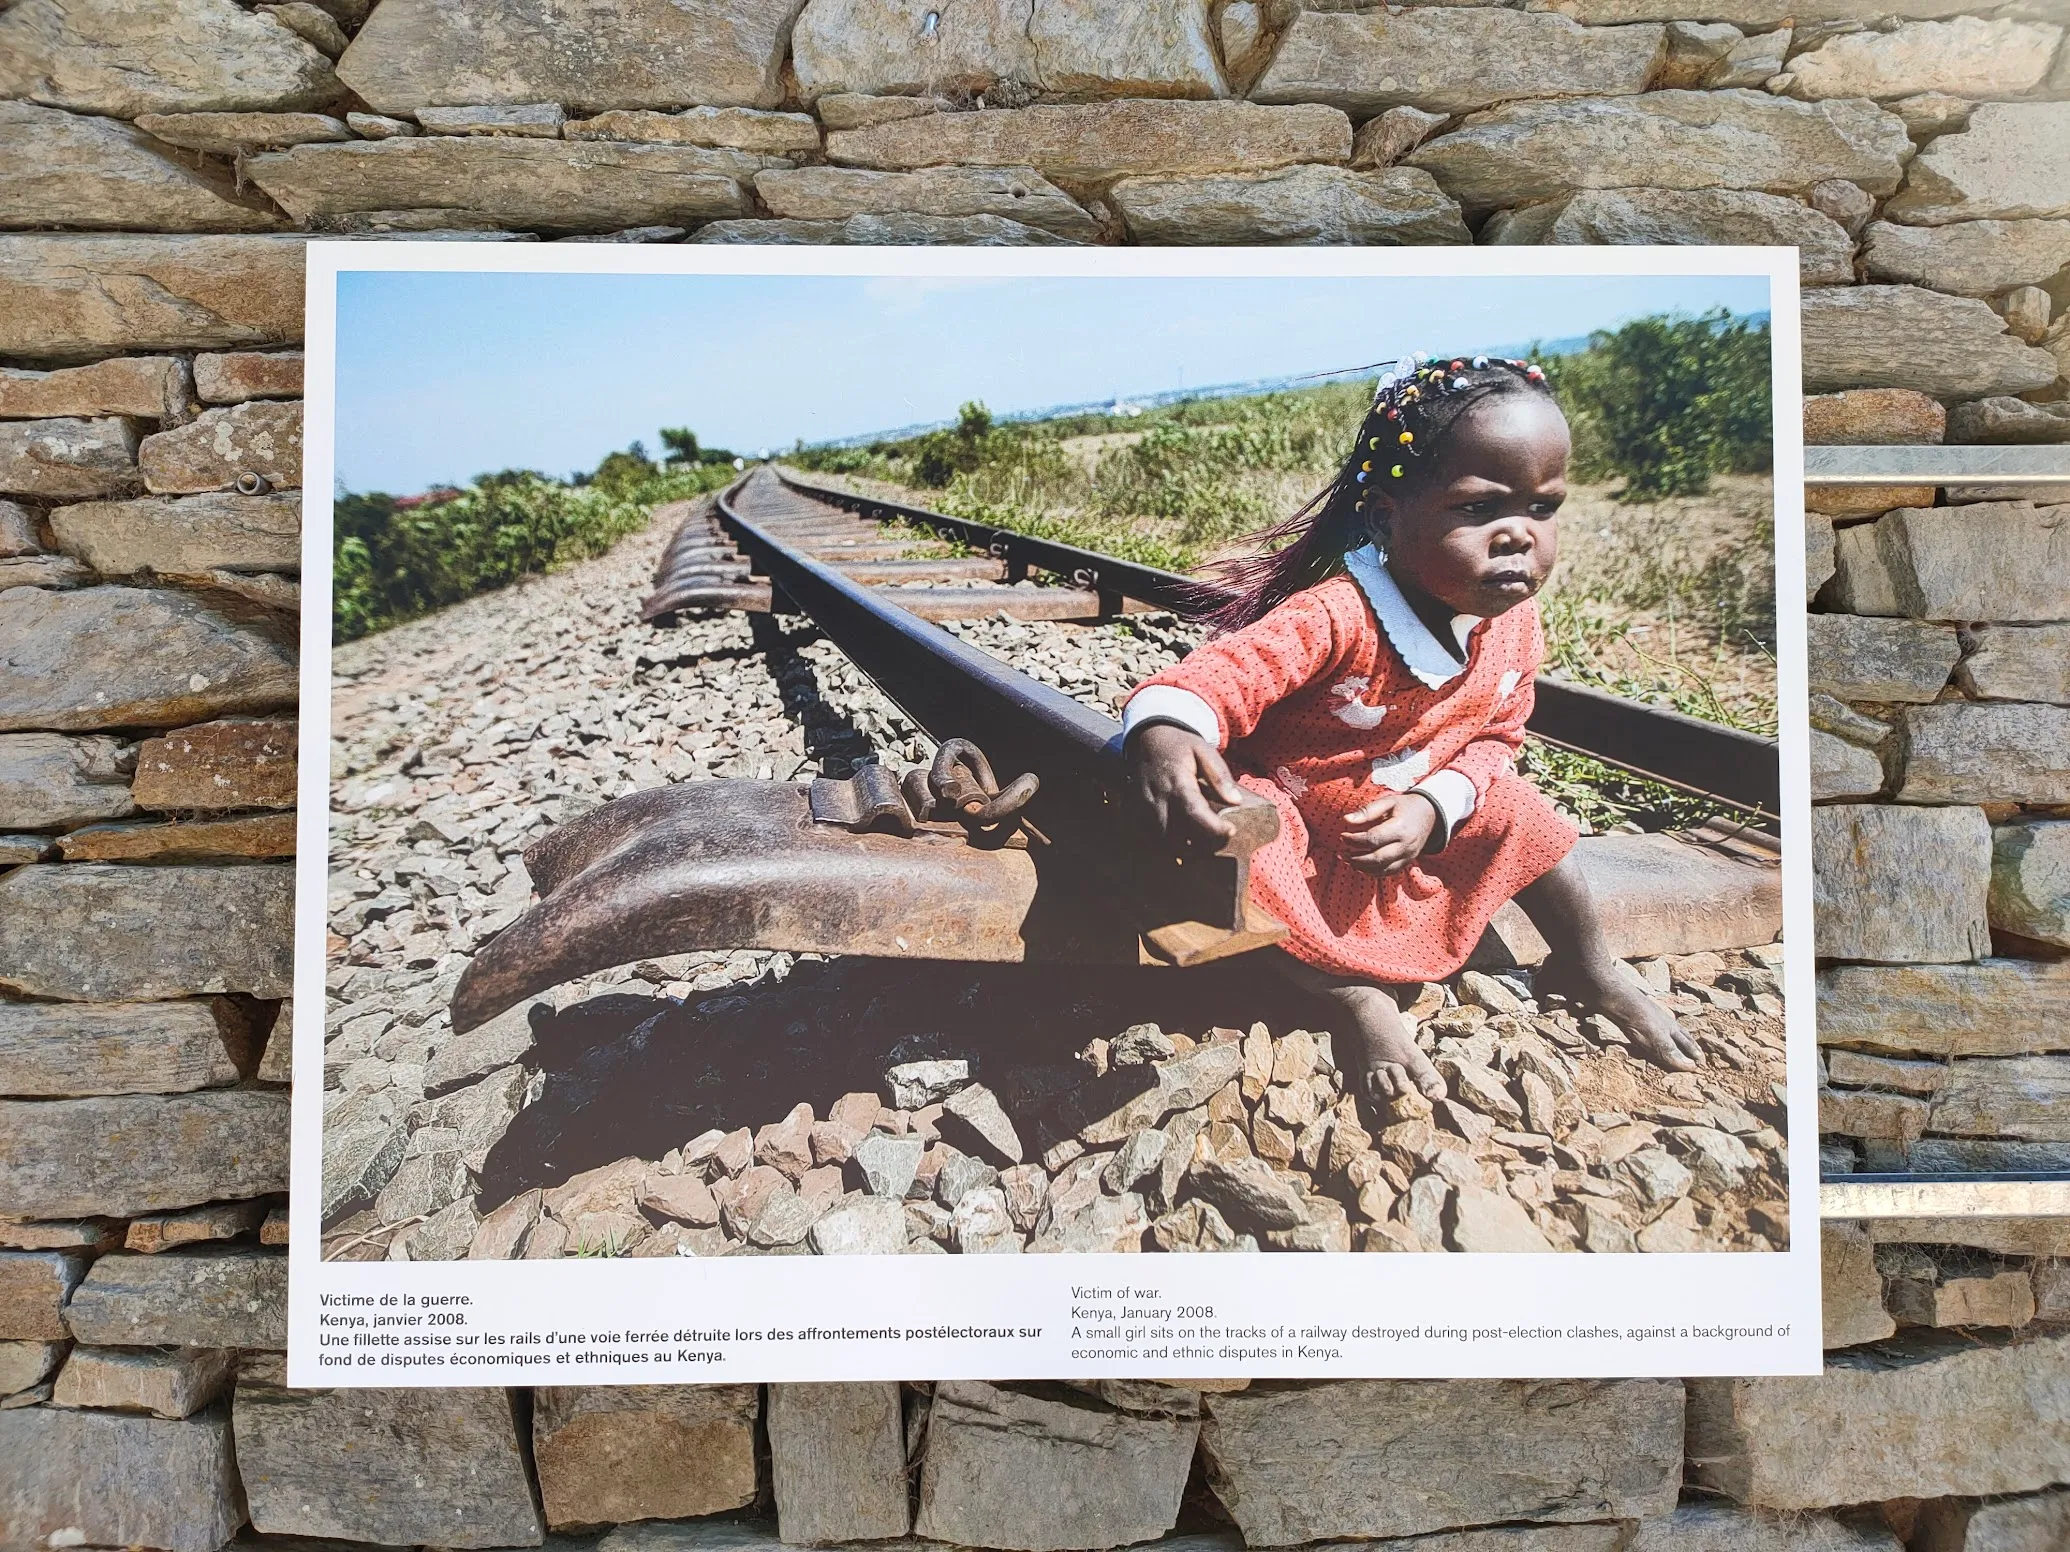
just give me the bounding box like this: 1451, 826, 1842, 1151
4, 0, 2070, 1546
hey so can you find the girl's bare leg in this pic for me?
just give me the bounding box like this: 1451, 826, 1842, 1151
1270, 951, 1447, 1103
1513, 851, 1702, 1071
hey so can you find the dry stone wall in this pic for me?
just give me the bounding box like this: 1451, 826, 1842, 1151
3, 0, 2070, 1548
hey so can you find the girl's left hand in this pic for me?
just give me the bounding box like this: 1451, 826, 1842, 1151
1341, 792, 1439, 876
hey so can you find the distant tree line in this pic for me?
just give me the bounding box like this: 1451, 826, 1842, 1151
334, 433, 744, 642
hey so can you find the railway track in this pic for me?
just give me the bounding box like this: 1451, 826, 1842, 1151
647, 467, 1781, 817
450, 466, 1783, 1038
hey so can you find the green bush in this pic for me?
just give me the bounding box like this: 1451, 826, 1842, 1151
333, 453, 738, 642
1553, 311, 1772, 499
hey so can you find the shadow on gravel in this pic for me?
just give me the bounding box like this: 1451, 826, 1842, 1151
752, 613, 881, 777
477, 956, 1326, 1211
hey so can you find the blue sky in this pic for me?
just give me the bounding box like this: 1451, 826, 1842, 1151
334, 270, 1772, 494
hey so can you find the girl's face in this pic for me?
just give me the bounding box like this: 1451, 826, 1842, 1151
1369, 393, 1568, 618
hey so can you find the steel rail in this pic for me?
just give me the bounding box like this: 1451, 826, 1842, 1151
774, 465, 1201, 613
775, 467, 1781, 819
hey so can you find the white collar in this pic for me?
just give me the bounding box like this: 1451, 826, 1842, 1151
1342, 544, 1476, 690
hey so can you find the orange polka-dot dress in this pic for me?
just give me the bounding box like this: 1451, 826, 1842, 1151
1124, 544, 1577, 984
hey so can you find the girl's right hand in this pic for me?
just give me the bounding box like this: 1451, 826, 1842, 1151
1126, 723, 1248, 851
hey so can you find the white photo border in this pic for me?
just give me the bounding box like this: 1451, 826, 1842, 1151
290, 242, 1819, 1387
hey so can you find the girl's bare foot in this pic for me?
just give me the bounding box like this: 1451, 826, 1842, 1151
1536, 954, 1701, 1072
1270, 953, 1446, 1105
1511, 851, 1702, 1073
1337, 983, 1448, 1105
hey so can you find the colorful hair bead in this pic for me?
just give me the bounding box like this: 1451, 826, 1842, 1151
1472, 355, 1488, 368
1391, 464, 1404, 478
1361, 460, 1373, 472
1398, 431, 1413, 445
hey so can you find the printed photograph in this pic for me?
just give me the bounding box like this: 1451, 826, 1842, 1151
317, 256, 1794, 1264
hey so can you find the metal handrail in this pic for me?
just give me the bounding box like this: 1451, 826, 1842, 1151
1821, 1173, 2070, 1221
1805, 445, 2070, 485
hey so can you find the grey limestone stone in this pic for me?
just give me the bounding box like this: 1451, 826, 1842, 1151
767, 1381, 911, 1543
0, 732, 134, 829
827, 100, 1352, 182
1200, 1379, 1682, 1544
0, 863, 292, 1000
1861, 219, 2070, 298
51, 491, 300, 576
1485, 188, 1854, 286
1913, 1489, 2070, 1552
0, 0, 339, 117
792, 0, 1225, 104
0, 415, 140, 501
1629, 1500, 1899, 1548
1886, 103, 2070, 225
0, 1404, 241, 1552
236, 1359, 544, 1546
339, 0, 804, 113
1408, 90, 1910, 215
1805, 614, 1958, 702
1960, 623, 2070, 703
246, 137, 759, 231
65, 1251, 286, 1347
1786, 16, 2059, 102
1689, 1330, 2070, 1507
1898, 703, 2070, 804
0, 586, 297, 732
1856, 503, 2070, 622
51, 1345, 237, 1419
0, 1093, 288, 1218
0, 235, 307, 364
1802, 286, 2059, 401
1253, 8, 1663, 116
914, 1380, 1199, 1551
1110, 165, 1469, 245
1812, 804, 1991, 963
1818, 957, 2070, 1058
0, 101, 283, 234
0, 999, 244, 1097
754, 165, 1097, 239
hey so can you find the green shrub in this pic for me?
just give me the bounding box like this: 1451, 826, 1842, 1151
1553, 311, 1772, 499
333, 455, 737, 642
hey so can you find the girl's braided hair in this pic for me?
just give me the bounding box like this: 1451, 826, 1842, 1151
1197, 353, 1556, 633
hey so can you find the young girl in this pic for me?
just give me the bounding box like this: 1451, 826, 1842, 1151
1123, 355, 1701, 1108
